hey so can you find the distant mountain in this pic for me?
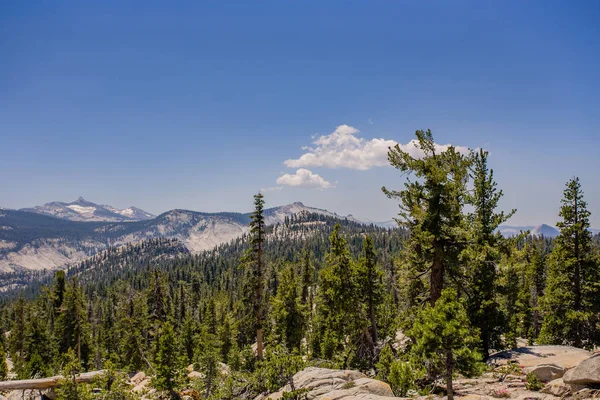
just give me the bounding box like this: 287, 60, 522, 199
0, 202, 386, 273
21, 197, 155, 222
497, 224, 559, 238
498, 224, 600, 238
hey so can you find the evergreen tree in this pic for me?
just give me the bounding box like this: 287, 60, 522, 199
299, 248, 314, 306
383, 130, 471, 306
409, 289, 482, 400
153, 321, 182, 395
55, 279, 91, 368
539, 178, 600, 348
24, 304, 54, 378
249, 192, 267, 360
0, 338, 7, 380
271, 264, 304, 351
463, 149, 515, 357
55, 349, 92, 400
357, 235, 383, 351
195, 324, 221, 398
8, 296, 26, 376
314, 224, 361, 361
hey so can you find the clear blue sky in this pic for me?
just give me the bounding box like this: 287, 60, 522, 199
1, 1, 599, 226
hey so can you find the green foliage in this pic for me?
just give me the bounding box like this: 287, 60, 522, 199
195, 323, 222, 398
55, 278, 91, 368
251, 345, 305, 395
153, 321, 183, 394
375, 343, 395, 381
282, 387, 309, 400
0, 339, 8, 380
539, 177, 600, 348
93, 360, 141, 400
525, 372, 544, 391
271, 264, 305, 351
463, 149, 515, 357
388, 360, 415, 397
408, 289, 483, 398
24, 304, 54, 378
313, 224, 364, 364
55, 349, 93, 400
383, 129, 471, 307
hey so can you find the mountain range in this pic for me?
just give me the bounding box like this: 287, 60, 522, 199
20, 197, 155, 222
2, 197, 598, 275
0, 199, 391, 273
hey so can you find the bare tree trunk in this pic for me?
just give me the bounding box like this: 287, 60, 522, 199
446, 350, 454, 400
430, 245, 444, 306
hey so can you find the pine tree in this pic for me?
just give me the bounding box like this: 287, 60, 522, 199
358, 235, 383, 350
539, 178, 600, 348
271, 264, 304, 351
409, 289, 482, 400
195, 324, 221, 398
55, 349, 92, 400
24, 304, 54, 378
0, 339, 7, 380
314, 224, 361, 360
56, 278, 91, 369
383, 129, 471, 306
8, 296, 27, 377
153, 321, 182, 395
300, 248, 314, 306
249, 192, 266, 360
463, 149, 515, 357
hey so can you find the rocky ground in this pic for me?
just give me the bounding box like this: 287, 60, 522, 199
2, 345, 600, 400
259, 345, 600, 400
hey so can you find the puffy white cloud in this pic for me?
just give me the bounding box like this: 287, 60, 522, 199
275, 168, 334, 190
284, 125, 469, 170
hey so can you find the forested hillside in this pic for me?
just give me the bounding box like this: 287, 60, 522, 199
1, 131, 599, 400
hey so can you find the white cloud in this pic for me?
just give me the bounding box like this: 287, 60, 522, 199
275, 168, 334, 190
284, 125, 470, 170
261, 186, 283, 193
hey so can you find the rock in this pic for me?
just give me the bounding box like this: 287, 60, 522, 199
219, 362, 230, 376
524, 363, 565, 382
187, 370, 203, 380
571, 388, 600, 399
132, 378, 150, 393
540, 378, 570, 397
563, 353, 600, 386
261, 367, 397, 400
4, 390, 52, 400
130, 371, 146, 385
392, 329, 409, 351
489, 345, 592, 369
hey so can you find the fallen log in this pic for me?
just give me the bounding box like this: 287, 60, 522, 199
0, 370, 105, 391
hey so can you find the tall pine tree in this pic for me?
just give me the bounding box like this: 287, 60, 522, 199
383, 130, 471, 306
463, 149, 515, 357
250, 192, 266, 360
539, 177, 600, 348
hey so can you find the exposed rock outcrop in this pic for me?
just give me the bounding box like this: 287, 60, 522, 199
259, 367, 397, 400
489, 345, 592, 369
524, 363, 565, 382
563, 353, 600, 387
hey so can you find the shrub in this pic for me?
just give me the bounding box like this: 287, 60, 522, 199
525, 372, 544, 391
341, 381, 355, 390
388, 360, 415, 397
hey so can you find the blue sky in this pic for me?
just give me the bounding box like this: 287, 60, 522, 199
1, 1, 599, 226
